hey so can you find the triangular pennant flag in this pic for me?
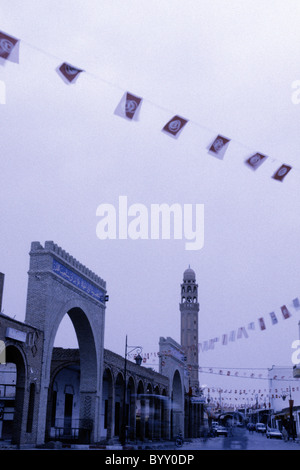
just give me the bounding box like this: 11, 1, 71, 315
272, 164, 292, 182
0, 31, 19, 63
114, 92, 142, 121
162, 115, 188, 138
208, 134, 230, 160
269, 312, 278, 325
281, 305, 291, 319
245, 153, 268, 170
258, 317, 266, 330
248, 322, 255, 330
57, 62, 83, 84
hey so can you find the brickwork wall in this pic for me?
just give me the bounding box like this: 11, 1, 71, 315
24, 241, 107, 445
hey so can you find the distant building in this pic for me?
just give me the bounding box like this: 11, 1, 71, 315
268, 365, 300, 437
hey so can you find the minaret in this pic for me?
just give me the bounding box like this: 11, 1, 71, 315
180, 266, 199, 391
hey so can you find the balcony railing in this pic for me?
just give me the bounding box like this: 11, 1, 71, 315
48, 417, 93, 443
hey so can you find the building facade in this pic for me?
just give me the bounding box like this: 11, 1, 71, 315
268, 365, 300, 438
180, 267, 199, 393
0, 242, 203, 447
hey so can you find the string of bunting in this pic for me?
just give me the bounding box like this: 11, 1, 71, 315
204, 383, 300, 409
1, 30, 299, 182
129, 355, 299, 383
198, 297, 300, 353
128, 297, 300, 366
206, 385, 300, 397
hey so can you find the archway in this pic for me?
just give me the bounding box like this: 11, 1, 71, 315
46, 361, 80, 442
0, 362, 16, 442
25, 241, 107, 445
136, 380, 144, 440
4, 345, 26, 445
101, 367, 113, 441
127, 376, 135, 441
145, 383, 153, 439
46, 308, 99, 444
114, 372, 124, 437
171, 370, 183, 437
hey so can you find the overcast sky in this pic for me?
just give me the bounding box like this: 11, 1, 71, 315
1, 0, 300, 403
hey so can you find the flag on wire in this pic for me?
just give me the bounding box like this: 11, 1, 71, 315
272, 164, 292, 182
281, 305, 291, 319
222, 334, 228, 345
0, 31, 19, 62
293, 298, 300, 309
237, 327, 248, 339
114, 92, 142, 121
208, 135, 230, 160
258, 317, 266, 330
162, 115, 188, 138
198, 341, 209, 353
269, 311, 278, 325
57, 62, 83, 84
245, 153, 268, 170
248, 322, 255, 330
229, 330, 235, 341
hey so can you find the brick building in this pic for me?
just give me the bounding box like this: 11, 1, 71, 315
0, 241, 203, 447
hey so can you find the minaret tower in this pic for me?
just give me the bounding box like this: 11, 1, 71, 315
180, 266, 199, 391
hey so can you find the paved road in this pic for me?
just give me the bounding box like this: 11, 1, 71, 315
178, 430, 300, 451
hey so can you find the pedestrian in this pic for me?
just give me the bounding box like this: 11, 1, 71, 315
282, 426, 288, 442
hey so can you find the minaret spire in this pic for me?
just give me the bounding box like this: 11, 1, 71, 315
180, 267, 199, 391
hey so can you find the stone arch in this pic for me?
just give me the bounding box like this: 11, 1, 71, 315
153, 385, 161, 439
43, 306, 99, 444
24, 241, 107, 445
144, 383, 153, 439
101, 367, 113, 441
5, 344, 27, 445
171, 369, 184, 437
126, 375, 136, 440
46, 352, 81, 442
161, 388, 169, 439
136, 380, 144, 440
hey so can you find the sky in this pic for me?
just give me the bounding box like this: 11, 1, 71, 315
1, 0, 300, 406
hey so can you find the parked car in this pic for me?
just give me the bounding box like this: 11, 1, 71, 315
266, 427, 283, 439
215, 426, 228, 436
255, 423, 266, 433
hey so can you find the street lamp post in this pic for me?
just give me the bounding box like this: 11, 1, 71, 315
281, 386, 295, 440
120, 335, 143, 445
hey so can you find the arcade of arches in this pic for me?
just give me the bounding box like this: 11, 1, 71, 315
0, 241, 203, 447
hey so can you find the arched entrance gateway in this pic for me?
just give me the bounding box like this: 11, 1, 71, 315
0, 246, 195, 447
24, 241, 107, 446
171, 370, 184, 437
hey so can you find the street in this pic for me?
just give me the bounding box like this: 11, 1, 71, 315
178, 431, 300, 451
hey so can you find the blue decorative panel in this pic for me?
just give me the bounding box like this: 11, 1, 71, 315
52, 259, 105, 302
